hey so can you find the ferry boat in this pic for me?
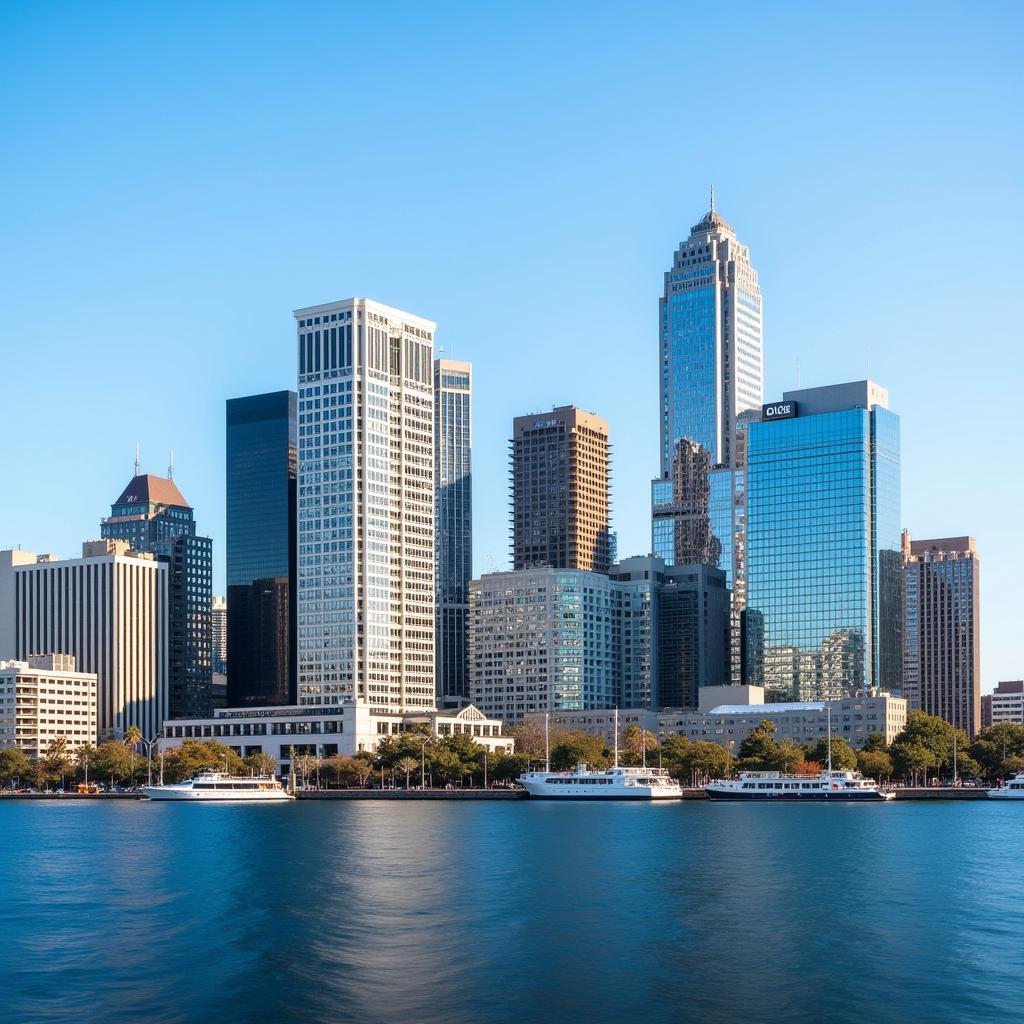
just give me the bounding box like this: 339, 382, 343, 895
517, 709, 683, 800
141, 771, 294, 802
986, 772, 1024, 799
704, 768, 894, 801
518, 762, 683, 800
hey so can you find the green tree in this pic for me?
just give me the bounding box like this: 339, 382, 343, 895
322, 755, 365, 788
861, 732, 890, 753
396, 756, 420, 788
807, 735, 858, 771
620, 724, 658, 766
507, 720, 550, 759
969, 723, 1024, 781
0, 748, 34, 788
244, 752, 276, 778
857, 749, 893, 780
160, 740, 246, 784
673, 741, 732, 785
736, 720, 780, 771
489, 753, 531, 784
549, 730, 609, 771
892, 712, 967, 780
90, 741, 135, 786
42, 736, 73, 789
74, 743, 95, 784
890, 741, 936, 785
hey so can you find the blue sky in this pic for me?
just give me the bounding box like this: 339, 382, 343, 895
2, 2, 1021, 688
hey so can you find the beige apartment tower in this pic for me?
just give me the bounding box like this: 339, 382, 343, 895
511, 405, 611, 574
902, 532, 981, 736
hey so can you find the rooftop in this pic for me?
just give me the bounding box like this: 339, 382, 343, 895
113, 474, 190, 509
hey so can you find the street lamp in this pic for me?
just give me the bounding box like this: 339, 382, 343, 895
419, 736, 429, 790
140, 731, 164, 787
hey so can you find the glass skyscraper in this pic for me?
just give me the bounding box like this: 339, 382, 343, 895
225, 391, 297, 706
653, 199, 762, 680
434, 359, 472, 704
745, 381, 902, 701
101, 472, 212, 718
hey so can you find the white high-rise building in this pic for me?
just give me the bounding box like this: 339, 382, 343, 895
294, 298, 436, 713
0, 541, 168, 740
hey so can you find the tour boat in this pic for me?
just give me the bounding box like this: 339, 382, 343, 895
986, 771, 1024, 799
517, 710, 683, 800
141, 771, 294, 802
704, 768, 894, 801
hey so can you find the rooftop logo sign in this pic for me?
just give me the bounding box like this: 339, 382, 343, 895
762, 401, 798, 420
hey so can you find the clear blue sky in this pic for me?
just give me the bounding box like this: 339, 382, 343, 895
2, 2, 1021, 689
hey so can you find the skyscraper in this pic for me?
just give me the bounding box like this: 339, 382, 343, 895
294, 298, 436, 713
511, 405, 611, 574
653, 199, 763, 680
1, 541, 168, 740
746, 381, 902, 701
211, 596, 227, 675
225, 391, 297, 707
902, 533, 981, 736
434, 359, 472, 704
101, 471, 212, 719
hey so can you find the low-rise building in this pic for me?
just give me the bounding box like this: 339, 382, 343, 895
0, 654, 98, 758
530, 690, 906, 753
158, 702, 512, 777
982, 681, 1024, 729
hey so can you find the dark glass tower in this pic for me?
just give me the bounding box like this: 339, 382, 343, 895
101, 472, 213, 719
226, 391, 297, 707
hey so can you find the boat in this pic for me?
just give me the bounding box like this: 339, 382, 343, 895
141, 771, 294, 802
518, 762, 683, 799
986, 771, 1024, 799
704, 768, 894, 801
517, 709, 683, 800
703, 704, 893, 801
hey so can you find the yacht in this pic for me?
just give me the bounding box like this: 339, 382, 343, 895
517, 710, 683, 800
518, 762, 683, 800
141, 771, 294, 802
704, 768, 894, 801
987, 772, 1024, 799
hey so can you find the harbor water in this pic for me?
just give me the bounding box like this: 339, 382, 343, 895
1, 799, 1022, 1024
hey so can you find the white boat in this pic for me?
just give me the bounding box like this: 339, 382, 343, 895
987, 772, 1024, 799
517, 710, 683, 800
141, 771, 294, 802
705, 768, 894, 801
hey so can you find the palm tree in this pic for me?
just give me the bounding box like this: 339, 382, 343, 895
124, 725, 142, 785
396, 756, 419, 789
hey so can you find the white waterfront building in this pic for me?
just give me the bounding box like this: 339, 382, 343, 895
294, 298, 436, 714
531, 687, 907, 752
158, 702, 513, 773
0, 654, 98, 759
0, 542, 168, 741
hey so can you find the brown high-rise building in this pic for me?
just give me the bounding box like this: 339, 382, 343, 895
902, 532, 981, 736
511, 406, 611, 573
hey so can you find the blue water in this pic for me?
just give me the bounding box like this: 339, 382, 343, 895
1, 801, 1022, 1024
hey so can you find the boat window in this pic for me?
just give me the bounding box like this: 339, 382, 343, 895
773, 783, 783, 789
742, 783, 754, 789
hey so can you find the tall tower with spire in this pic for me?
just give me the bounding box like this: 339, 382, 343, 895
652, 198, 764, 685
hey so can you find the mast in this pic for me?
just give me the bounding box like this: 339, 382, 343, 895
544, 712, 550, 772
826, 703, 833, 773
613, 708, 619, 769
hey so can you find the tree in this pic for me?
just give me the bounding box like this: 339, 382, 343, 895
970, 723, 1024, 781
489, 753, 531, 784
892, 712, 967, 780
322, 755, 365, 788
352, 760, 374, 787
861, 732, 890, 753
857, 749, 893, 781
773, 740, 805, 774
74, 743, 95, 783
807, 735, 858, 771
621, 724, 658, 766
244, 752, 276, 778
736, 720, 780, 771
0, 748, 33, 788
890, 741, 936, 785
159, 740, 246, 784
396, 756, 420, 789
90, 741, 135, 786
42, 736, 73, 789
549, 730, 609, 771
673, 741, 732, 785
507, 720, 550, 759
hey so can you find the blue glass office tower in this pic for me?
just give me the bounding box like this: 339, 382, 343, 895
225, 391, 297, 707
101, 471, 213, 718
434, 359, 472, 704
652, 199, 762, 679
746, 381, 902, 701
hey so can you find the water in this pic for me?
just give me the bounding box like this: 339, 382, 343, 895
2, 800, 1022, 1024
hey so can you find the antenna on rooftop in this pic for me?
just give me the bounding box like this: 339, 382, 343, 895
134, 443, 141, 477
168, 449, 175, 480
710, 184, 715, 213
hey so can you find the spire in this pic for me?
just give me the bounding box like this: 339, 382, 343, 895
710, 183, 715, 214
134, 443, 141, 478
168, 449, 174, 480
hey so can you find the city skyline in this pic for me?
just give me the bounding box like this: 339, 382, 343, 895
2, 4, 1021, 690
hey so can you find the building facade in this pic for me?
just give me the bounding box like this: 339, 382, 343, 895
982, 681, 1024, 729
535, 690, 907, 753
226, 390, 297, 707
101, 473, 212, 718
1, 542, 168, 740
469, 558, 728, 725
211, 596, 227, 675
0, 654, 98, 759
653, 201, 763, 681
511, 405, 611, 574
903, 533, 981, 736
294, 298, 436, 713
434, 359, 473, 703
746, 381, 902, 701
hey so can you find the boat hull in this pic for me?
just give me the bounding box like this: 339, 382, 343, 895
705, 789, 892, 802
141, 787, 293, 802
985, 790, 1024, 800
